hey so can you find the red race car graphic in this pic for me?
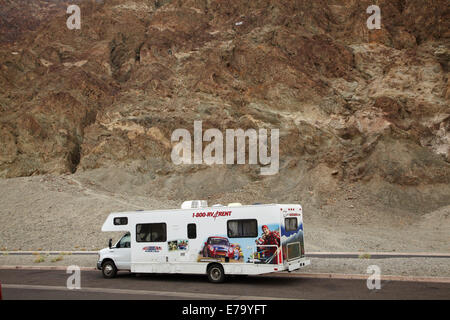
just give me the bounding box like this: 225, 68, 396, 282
202, 236, 234, 259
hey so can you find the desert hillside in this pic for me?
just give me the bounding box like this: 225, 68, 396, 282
0, 0, 449, 233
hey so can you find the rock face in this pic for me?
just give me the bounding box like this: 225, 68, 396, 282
0, 0, 449, 211
0, 0, 74, 44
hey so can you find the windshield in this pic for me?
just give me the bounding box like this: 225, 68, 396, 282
209, 238, 228, 245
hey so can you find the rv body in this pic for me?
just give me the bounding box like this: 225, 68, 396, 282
98, 203, 310, 282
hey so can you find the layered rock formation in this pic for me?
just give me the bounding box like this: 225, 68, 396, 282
0, 0, 449, 211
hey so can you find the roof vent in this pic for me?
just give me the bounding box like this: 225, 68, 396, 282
181, 200, 208, 209
227, 202, 242, 207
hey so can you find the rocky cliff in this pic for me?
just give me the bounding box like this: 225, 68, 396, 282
0, 0, 449, 212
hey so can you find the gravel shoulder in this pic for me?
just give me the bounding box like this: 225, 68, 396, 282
0, 173, 449, 278
1, 173, 449, 253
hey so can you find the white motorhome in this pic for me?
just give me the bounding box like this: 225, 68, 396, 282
97, 201, 310, 282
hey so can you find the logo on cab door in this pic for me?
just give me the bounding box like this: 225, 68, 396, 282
142, 246, 162, 253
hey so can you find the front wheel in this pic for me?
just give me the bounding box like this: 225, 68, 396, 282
102, 260, 117, 279
207, 264, 225, 283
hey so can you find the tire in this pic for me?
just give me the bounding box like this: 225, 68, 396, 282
102, 260, 117, 279
207, 264, 225, 283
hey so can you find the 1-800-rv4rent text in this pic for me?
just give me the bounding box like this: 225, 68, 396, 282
97, 201, 310, 283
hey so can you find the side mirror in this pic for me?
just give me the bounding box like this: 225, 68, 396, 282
108, 238, 112, 249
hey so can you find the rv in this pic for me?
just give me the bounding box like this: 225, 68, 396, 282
97, 201, 310, 282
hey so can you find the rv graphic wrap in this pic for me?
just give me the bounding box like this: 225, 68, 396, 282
168, 240, 189, 251
281, 217, 305, 261
192, 210, 231, 219
253, 224, 281, 264
197, 224, 280, 264
142, 246, 162, 253
100, 204, 310, 280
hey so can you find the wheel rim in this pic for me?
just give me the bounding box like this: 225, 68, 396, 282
104, 264, 113, 275
211, 267, 221, 281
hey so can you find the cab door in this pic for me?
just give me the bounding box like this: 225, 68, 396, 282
133, 222, 167, 273
114, 232, 131, 270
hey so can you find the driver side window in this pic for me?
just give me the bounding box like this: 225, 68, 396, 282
117, 232, 131, 248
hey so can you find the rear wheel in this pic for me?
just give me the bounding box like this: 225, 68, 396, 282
207, 264, 225, 283
102, 260, 117, 279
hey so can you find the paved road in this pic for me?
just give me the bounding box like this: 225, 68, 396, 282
0, 269, 449, 300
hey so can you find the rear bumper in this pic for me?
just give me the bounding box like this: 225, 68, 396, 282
287, 257, 310, 272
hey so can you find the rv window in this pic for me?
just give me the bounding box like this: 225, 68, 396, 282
187, 224, 196, 239
227, 219, 257, 238
113, 217, 128, 225
285, 218, 298, 231
136, 223, 167, 242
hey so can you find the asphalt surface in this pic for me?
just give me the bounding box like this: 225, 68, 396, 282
0, 269, 449, 300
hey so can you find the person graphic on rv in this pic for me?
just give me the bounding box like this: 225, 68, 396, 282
255, 225, 280, 264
